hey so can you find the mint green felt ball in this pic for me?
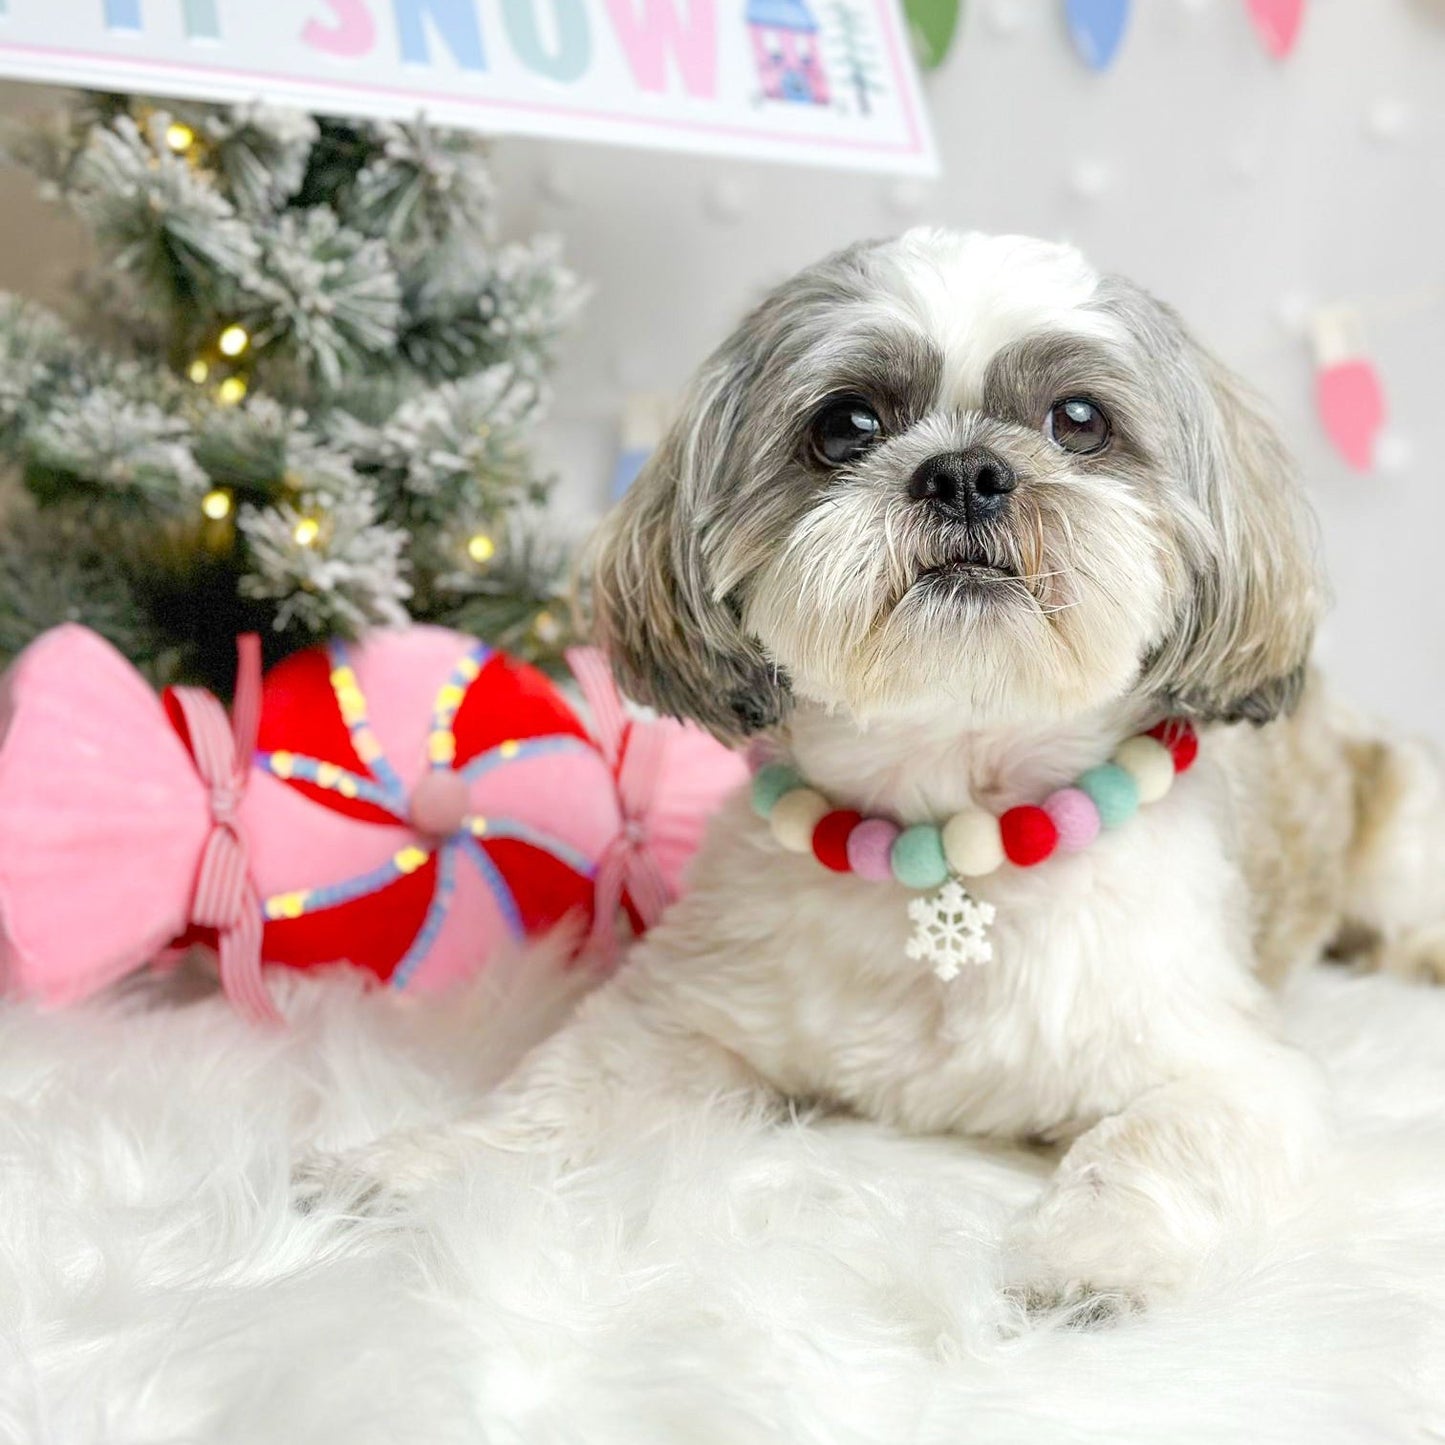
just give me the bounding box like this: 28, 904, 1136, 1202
752, 762, 803, 817
890, 824, 950, 889
1077, 763, 1140, 828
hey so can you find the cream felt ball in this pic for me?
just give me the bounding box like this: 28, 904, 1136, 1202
941, 808, 1005, 878
1113, 735, 1176, 803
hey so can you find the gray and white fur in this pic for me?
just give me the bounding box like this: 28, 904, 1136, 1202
314, 230, 1445, 1315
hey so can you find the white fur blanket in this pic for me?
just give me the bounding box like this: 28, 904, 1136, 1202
1, 953, 1442, 1444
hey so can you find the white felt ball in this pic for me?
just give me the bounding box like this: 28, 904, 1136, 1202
1068, 160, 1110, 200
770, 788, 831, 852
1229, 143, 1263, 185
539, 164, 576, 206
704, 178, 749, 225
883, 179, 930, 219
942, 808, 1004, 877
1365, 98, 1408, 143
987, 0, 1026, 37
1376, 430, 1413, 474
1113, 736, 1175, 803
1275, 291, 1316, 337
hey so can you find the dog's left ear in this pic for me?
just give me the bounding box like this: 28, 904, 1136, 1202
583, 329, 793, 744
1139, 309, 1323, 726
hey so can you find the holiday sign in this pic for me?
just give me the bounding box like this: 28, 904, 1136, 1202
0, 0, 935, 173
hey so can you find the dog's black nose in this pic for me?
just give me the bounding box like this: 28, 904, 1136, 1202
908, 448, 1017, 522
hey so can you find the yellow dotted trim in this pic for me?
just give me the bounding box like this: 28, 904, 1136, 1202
265, 891, 310, 921
428, 733, 457, 766
394, 845, 430, 875
498, 739, 520, 759
331, 666, 367, 728
268, 750, 295, 779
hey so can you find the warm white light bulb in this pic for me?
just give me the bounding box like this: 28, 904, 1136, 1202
218, 324, 250, 358
201, 488, 233, 521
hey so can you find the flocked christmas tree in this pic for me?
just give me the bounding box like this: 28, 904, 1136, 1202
0, 93, 584, 691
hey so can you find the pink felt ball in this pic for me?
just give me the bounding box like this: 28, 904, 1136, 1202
846, 817, 901, 881
1043, 787, 1101, 852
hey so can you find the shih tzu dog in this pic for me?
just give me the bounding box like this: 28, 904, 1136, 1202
320, 230, 1445, 1311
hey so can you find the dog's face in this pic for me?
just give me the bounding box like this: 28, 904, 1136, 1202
592, 230, 1321, 740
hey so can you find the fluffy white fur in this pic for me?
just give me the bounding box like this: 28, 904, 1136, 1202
3, 957, 1445, 1442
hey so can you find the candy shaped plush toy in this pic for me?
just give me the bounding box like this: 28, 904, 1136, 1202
0, 625, 747, 1022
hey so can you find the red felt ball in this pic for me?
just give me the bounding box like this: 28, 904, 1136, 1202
999, 805, 1059, 867
812, 809, 862, 872
1148, 719, 1199, 773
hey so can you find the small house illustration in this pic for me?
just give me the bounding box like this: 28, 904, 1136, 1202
748, 0, 831, 106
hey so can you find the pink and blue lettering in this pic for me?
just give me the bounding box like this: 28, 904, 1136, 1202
748, 0, 830, 105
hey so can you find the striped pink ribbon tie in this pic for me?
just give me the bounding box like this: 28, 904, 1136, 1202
567, 647, 674, 965
167, 636, 279, 1024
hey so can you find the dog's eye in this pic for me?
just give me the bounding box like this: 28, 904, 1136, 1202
809, 395, 883, 466
1045, 397, 1111, 455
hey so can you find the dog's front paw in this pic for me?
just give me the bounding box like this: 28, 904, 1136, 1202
1001, 1242, 1146, 1330
1003, 1275, 1139, 1330
291, 1146, 391, 1218
1003, 1165, 1194, 1325
291, 1125, 468, 1217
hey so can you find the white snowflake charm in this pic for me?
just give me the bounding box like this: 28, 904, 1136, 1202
904, 878, 996, 981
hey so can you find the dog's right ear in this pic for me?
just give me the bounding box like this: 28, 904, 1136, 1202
587, 355, 790, 744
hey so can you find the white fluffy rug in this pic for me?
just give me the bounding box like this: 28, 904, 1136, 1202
2, 951, 1444, 1444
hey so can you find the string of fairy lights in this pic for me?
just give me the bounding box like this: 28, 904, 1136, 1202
161, 119, 500, 573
